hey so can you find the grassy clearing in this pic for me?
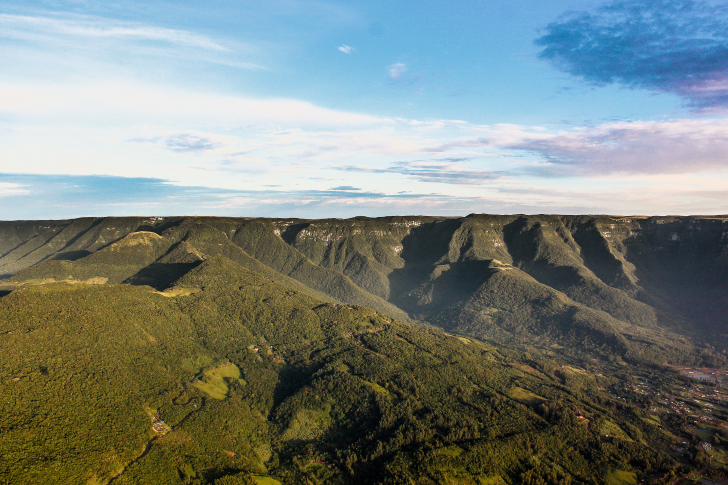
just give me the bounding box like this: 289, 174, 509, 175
641, 415, 661, 426
435, 446, 464, 457
363, 380, 390, 397
561, 365, 587, 374
604, 468, 637, 485
110, 231, 163, 248
507, 387, 545, 404
182, 356, 213, 374
710, 445, 728, 467
479, 476, 505, 484
690, 426, 715, 443
252, 476, 282, 485
600, 420, 632, 441
180, 463, 197, 480
512, 363, 541, 375
192, 363, 246, 400
157, 287, 201, 297
4, 277, 109, 287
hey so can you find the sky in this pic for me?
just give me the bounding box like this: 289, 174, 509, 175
2, 0, 728, 219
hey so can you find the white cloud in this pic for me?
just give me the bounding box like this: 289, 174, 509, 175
388, 62, 407, 80
0, 183, 29, 197
2, 75, 727, 216
337, 44, 353, 54
0, 13, 230, 51
0, 12, 265, 77
0, 82, 381, 127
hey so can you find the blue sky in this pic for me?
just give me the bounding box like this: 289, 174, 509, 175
1, 0, 728, 218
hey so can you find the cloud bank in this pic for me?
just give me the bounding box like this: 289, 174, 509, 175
425, 118, 728, 176
501, 119, 728, 175
536, 0, 728, 109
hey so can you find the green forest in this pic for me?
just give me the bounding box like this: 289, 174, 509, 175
2, 215, 728, 483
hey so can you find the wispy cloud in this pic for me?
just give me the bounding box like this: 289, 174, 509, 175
423, 118, 728, 176
164, 134, 223, 152
0, 12, 265, 73
2, 170, 727, 219
337, 44, 353, 54
388, 62, 407, 80
0, 82, 380, 127
500, 119, 728, 175
536, 0, 728, 109
129, 133, 227, 153
0, 182, 29, 197
335, 159, 508, 185
0, 13, 230, 51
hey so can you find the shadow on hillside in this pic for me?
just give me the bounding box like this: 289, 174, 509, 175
280, 223, 311, 245
271, 364, 318, 411
125, 262, 202, 290
388, 219, 462, 309
49, 250, 92, 261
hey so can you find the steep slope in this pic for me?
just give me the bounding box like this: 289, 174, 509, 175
0, 217, 172, 277
277, 215, 711, 364
2, 215, 728, 364
621, 217, 728, 335
0, 256, 682, 484
227, 219, 411, 321
9, 229, 179, 284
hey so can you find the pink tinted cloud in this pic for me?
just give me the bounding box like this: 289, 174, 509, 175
439, 119, 728, 176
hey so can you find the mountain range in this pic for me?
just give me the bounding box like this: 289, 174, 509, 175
2, 214, 727, 484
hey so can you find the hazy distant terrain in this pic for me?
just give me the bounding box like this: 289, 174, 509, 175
3, 214, 728, 484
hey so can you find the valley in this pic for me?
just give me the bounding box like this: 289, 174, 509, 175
2, 214, 728, 484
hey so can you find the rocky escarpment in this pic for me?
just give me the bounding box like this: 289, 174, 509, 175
2, 214, 727, 364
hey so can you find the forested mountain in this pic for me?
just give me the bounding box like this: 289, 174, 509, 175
2, 215, 728, 484
2, 215, 727, 364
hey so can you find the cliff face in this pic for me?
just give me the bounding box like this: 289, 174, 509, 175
2, 214, 727, 364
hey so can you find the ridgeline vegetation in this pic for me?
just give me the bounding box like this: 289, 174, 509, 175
2, 215, 728, 483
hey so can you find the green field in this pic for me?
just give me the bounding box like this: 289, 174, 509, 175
252, 476, 282, 485
362, 379, 390, 397
157, 287, 201, 297
507, 386, 545, 404
605, 468, 637, 485
435, 446, 464, 457
600, 420, 633, 441
690, 427, 715, 443
182, 355, 213, 374
641, 415, 661, 426
192, 363, 246, 400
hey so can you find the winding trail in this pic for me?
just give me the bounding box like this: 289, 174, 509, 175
107, 383, 206, 484
107, 439, 157, 484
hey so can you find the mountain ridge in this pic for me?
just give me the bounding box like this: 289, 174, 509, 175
2, 214, 727, 365
3, 215, 728, 483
